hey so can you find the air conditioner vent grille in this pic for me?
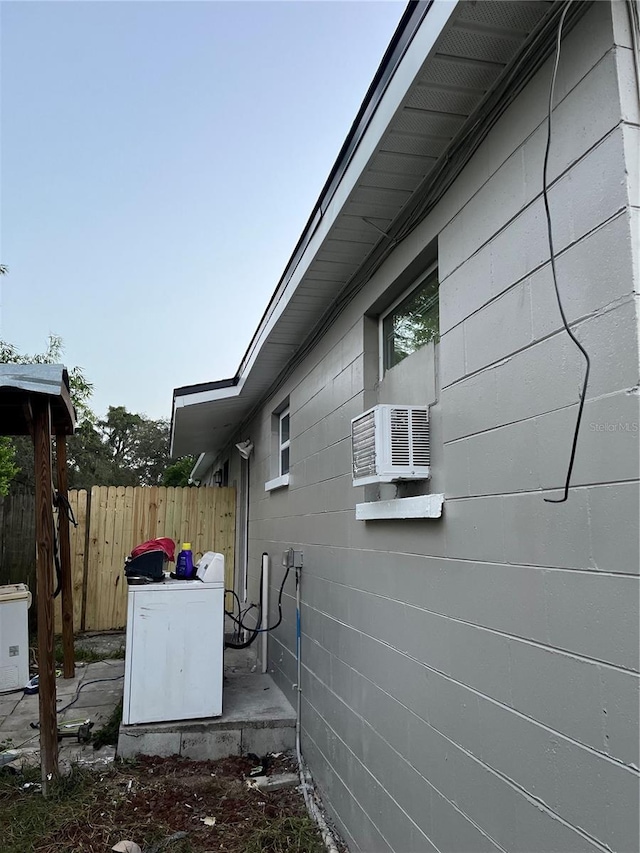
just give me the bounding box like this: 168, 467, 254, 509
411, 407, 431, 466
390, 408, 410, 466
350, 405, 431, 486
352, 409, 377, 479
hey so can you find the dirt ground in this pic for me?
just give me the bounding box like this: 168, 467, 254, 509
0, 753, 337, 853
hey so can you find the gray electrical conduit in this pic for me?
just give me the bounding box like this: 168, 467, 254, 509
295, 564, 339, 853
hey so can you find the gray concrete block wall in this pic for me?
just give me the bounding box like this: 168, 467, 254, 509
224, 4, 640, 851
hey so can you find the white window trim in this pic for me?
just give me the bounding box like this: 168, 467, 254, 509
278, 407, 290, 477
356, 493, 444, 520
378, 260, 439, 381
265, 473, 290, 492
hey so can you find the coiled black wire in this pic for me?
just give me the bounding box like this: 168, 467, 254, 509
224, 556, 291, 649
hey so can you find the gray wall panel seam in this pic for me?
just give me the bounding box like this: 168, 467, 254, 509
301, 722, 418, 853
289, 544, 636, 577
441, 265, 633, 380
300, 608, 640, 772
441, 290, 634, 387
435, 42, 624, 284
304, 660, 635, 852
301, 696, 490, 853
257, 541, 639, 576
441, 400, 637, 445
302, 673, 614, 853
292, 393, 364, 440
445, 477, 639, 499
301, 580, 639, 674
439, 113, 628, 285
440, 213, 631, 347
443, 385, 638, 442
283, 322, 363, 404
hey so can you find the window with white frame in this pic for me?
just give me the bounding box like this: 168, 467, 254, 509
278, 407, 290, 476
379, 264, 439, 378
265, 400, 290, 491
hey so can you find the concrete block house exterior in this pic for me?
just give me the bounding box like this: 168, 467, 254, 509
172, 2, 640, 851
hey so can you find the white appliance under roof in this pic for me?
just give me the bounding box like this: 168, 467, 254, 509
122, 555, 225, 725
0, 584, 31, 694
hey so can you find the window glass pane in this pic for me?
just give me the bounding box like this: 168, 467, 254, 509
281, 447, 290, 475
280, 412, 290, 444
383, 270, 439, 371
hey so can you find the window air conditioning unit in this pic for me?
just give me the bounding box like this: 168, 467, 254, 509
351, 405, 430, 486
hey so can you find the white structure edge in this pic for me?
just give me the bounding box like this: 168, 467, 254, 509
265, 473, 290, 492
355, 493, 444, 520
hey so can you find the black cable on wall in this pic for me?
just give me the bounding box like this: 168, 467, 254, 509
542, 1, 592, 504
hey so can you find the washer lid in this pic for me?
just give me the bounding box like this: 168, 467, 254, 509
130, 578, 225, 591
0, 583, 32, 606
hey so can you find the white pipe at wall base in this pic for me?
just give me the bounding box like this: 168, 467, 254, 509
261, 552, 269, 674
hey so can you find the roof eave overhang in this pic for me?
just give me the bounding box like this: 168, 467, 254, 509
171, 0, 575, 462
170, 0, 456, 459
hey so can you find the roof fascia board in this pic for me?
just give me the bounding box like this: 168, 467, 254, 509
238, 0, 459, 383
190, 451, 216, 482
173, 378, 245, 409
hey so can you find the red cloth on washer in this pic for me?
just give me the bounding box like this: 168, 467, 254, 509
130, 537, 175, 562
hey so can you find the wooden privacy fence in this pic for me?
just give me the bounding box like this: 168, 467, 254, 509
0, 489, 36, 589
0, 486, 236, 632
56, 485, 236, 632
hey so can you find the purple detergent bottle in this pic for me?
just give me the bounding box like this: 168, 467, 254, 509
175, 542, 194, 579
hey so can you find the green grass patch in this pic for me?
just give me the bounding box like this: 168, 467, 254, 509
244, 815, 327, 853
92, 699, 122, 750
0, 765, 98, 853
0, 755, 331, 853
53, 639, 125, 665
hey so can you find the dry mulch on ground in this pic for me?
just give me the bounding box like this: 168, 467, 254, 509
0, 753, 329, 853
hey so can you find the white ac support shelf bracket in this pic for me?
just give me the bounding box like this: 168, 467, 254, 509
355, 493, 444, 521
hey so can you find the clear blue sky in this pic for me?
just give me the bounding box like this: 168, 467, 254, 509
1, 1, 404, 421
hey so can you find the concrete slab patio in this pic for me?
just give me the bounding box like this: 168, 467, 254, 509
0, 637, 296, 770
118, 650, 296, 760
0, 658, 124, 772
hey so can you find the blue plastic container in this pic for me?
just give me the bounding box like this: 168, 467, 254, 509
175, 542, 194, 579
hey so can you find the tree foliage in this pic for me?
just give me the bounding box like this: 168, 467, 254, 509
0, 334, 96, 494
0, 438, 18, 497
383, 271, 439, 369
0, 264, 18, 495
162, 456, 196, 487
0, 327, 184, 493
0, 334, 94, 424
66, 407, 171, 490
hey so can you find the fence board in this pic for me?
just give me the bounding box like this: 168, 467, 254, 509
0, 490, 36, 590
2, 486, 235, 633
85, 485, 235, 631
71, 490, 88, 629
53, 489, 88, 634
84, 487, 106, 630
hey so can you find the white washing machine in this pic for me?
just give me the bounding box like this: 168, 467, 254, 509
122, 553, 225, 725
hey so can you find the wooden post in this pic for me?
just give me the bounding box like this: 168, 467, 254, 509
56, 434, 75, 679
33, 398, 58, 790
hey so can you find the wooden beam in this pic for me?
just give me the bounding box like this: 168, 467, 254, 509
33, 398, 58, 791
56, 434, 75, 679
